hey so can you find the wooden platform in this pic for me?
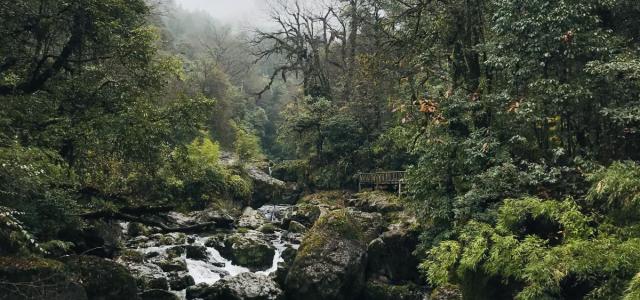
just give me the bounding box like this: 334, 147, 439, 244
357, 171, 406, 195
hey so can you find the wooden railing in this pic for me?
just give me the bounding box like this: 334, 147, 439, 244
357, 171, 406, 194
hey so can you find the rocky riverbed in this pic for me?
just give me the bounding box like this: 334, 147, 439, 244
110, 190, 430, 300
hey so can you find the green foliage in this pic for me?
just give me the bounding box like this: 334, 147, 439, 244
234, 125, 265, 162
422, 197, 640, 300
587, 161, 640, 218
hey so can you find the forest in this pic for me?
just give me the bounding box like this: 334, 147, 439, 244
1, 0, 640, 299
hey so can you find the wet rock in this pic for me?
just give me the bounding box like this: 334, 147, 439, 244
168, 272, 195, 291
217, 231, 276, 271
158, 258, 188, 272
287, 220, 306, 233
145, 251, 161, 259
284, 209, 384, 300
194, 272, 284, 300
258, 223, 278, 234
139, 289, 180, 300
167, 246, 186, 258
0, 256, 87, 300
62, 255, 138, 300
238, 207, 269, 229
187, 236, 197, 244
186, 245, 208, 261
190, 209, 235, 229
281, 247, 297, 264
186, 283, 209, 299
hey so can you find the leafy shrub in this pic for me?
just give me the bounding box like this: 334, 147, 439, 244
587, 161, 640, 222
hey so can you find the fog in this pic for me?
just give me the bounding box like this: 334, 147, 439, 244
174, 0, 271, 28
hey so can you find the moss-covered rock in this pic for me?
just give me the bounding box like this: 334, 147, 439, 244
192, 272, 283, 300
61, 255, 138, 300
284, 209, 384, 300
284, 204, 321, 227
185, 245, 208, 261
298, 190, 350, 207
118, 249, 144, 263
157, 258, 188, 272
40, 240, 75, 258
0, 256, 87, 300
238, 207, 268, 229
168, 272, 195, 291
366, 226, 421, 283
139, 289, 180, 300
431, 284, 462, 300
348, 191, 404, 213
287, 220, 306, 233
217, 231, 275, 271
364, 280, 426, 300
127, 222, 150, 237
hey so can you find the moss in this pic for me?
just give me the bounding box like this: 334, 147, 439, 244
119, 249, 144, 263
296, 209, 364, 258
299, 190, 350, 207
0, 256, 86, 299
258, 223, 278, 234
364, 281, 425, 300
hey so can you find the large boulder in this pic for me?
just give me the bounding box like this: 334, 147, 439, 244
366, 226, 421, 283
190, 272, 283, 300
61, 255, 138, 300
217, 231, 275, 271
237, 207, 268, 229
139, 289, 180, 300
347, 191, 404, 213
246, 165, 286, 207
363, 280, 426, 300
0, 257, 87, 300
284, 209, 384, 300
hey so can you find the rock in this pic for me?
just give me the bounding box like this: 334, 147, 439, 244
298, 190, 350, 207
127, 222, 149, 237
364, 280, 426, 300
238, 207, 269, 229
431, 284, 463, 300
118, 249, 144, 263
187, 236, 197, 244
284, 204, 321, 227
0, 256, 87, 300
186, 245, 208, 261
347, 191, 404, 213
145, 251, 160, 259
167, 246, 186, 258
217, 231, 276, 271
196, 272, 284, 300
284, 209, 384, 300
40, 240, 75, 257
287, 220, 307, 233
62, 255, 138, 300
246, 165, 286, 208
168, 272, 195, 291
139, 289, 180, 300
58, 220, 122, 258
366, 227, 420, 283
258, 223, 278, 234
281, 247, 297, 264
190, 209, 235, 229
186, 283, 210, 299
121, 262, 169, 291
158, 258, 188, 272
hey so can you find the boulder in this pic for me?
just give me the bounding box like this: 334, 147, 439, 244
347, 191, 404, 213
217, 231, 275, 271
61, 255, 138, 300
0, 257, 87, 300
287, 220, 306, 233
284, 209, 384, 300
363, 280, 426, 300
139, 289, 180, 300
284, 204, 321, 228
168, 272, 195, 291
366, 227, 421, 283
194, 272, 284, 300
58, 220, 122, 258
238, 207, 268, 229
185, 245, 208, 261
127, 222, 150, 237
167, 246, 186, 259
246, 165, 286, 208
120, 261, 169, 291
158, 258, 188, 272
186, 283, 210, 299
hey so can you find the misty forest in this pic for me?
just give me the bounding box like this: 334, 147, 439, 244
1, 0, 640, 299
